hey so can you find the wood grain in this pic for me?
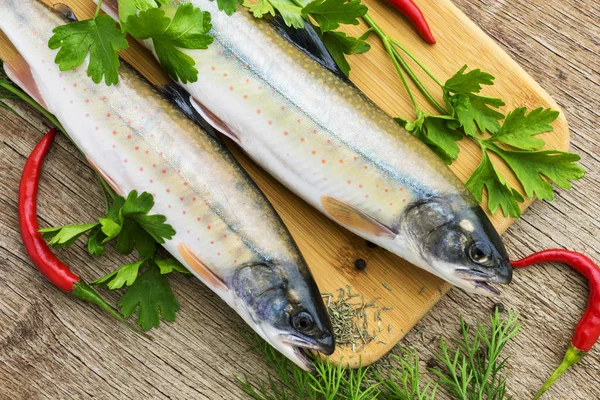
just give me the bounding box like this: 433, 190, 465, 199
0, 0, 598, 398
1, 0, 571, 367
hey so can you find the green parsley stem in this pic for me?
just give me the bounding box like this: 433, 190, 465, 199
389, 38, 444, 87
362, 14, 418, 111
94, 0, 103, 18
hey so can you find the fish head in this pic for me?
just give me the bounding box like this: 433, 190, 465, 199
401, 195, 512, 296
231, 261, 334, 370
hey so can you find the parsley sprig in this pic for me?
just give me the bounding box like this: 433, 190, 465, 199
48, 0, 213, 85
361, 14, 584, 218
40, 183, 190, 331
233, 0, 370, 75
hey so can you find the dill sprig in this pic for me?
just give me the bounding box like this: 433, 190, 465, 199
236, 310, 520, 400
430, 311, 521, 400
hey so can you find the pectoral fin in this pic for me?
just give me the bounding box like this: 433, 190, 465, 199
178, 243, 229, 292
189, 96, 240, 144
2, 50, 47, 110
321, 196, 396, 238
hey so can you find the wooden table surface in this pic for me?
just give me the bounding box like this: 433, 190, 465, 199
1, 0, 598, 399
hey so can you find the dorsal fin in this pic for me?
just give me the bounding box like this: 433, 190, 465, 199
266, 15, 352, 84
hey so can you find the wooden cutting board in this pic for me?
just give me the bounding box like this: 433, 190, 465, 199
0, 0, 569, 367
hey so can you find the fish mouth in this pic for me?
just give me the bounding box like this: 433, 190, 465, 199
453, 269, 508, 296
281, 334, 335, 371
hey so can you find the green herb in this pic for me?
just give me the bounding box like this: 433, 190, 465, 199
431, 311, 521, 399
48, 3, 128, 85
126, 4, 213, 83
361, 14, 584, 218
118, 260, 180, 331
236, 0, 369, 76
236, 310, 520, 400
48, 0, 213, 85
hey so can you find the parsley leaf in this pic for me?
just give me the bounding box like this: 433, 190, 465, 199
87, 226, 107, 256
48, 15, 128, 85
40, 223, 99, 249
490, 145, 585, 200
217, 0, 240, 15
396, 113, 462, 164
317, 29, 370, 76
302, 0, 367, 32
93, 259, 147, 289
443, 66, 505, 136
117, 0, 168, 28
489, 107, 559, 150
155, 258, 192, 275
119, 263, 180, 331
465, 152, 524, 218
126, 4, 214, 83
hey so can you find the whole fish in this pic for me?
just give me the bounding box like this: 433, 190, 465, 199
0, 0, 333, 370
101, 0, 513, 295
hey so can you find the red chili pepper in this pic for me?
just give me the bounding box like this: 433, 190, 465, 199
386, 0, 436, 44
512, 249, 600, 399
18, 129, 127, 324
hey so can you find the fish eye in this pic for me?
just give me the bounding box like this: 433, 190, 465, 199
468, 241, 493, 265
291, 310, 315, 333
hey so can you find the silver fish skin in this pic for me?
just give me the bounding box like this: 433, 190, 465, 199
0, 0, 333, 370
100, 0, 512, 295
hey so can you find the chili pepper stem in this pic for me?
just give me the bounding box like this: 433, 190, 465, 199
532, 344, 586, 400
71, 280, 150, 338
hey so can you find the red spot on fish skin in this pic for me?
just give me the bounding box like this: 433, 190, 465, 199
192, 197, 197, 201
327, 139, 331, 144
246, 79, 250, 83
284, 131, 289, 136
112, 130, 117, 135
300, 138, 305, 142
153, 164, 157, 168
139, 167, 143, 172
160, 152, 163, 156
218, 50, 223, 55
73, 83, 77, 87
69, 101, 73, 104
256, 109, 261, 114
211, 241, 214, 244
183, 211, 187, 215
85, 99, 89, 103
365, 194, 369, 198
268, 120, 272, 125
85, 114, 90, 118
224, 234, 227, 238
168, 205, 172, 208
400, 187, 404, 191
364, 165, 368, 170
197, 217, 201, 221
205, 202, 210, 206
390, 203, 393, 206
402, 199, 407, 202
124, 159, 128, 163
183, 182, 189, 186
107, 113, 111, 117
297, 119, 301, 123
145, 150, 149, 154
112, 145, 116, 149
347, 180, 352, 184
211, 66, 215, 70
180, 197, 184, 201
95, 127, 99, 131
207, 225, 212, 230
102, 96, 107, 101
166, 189, 171, 193
258, 86, 263, 90
354, 156, 358, 161
339, 159, 344, 163
229, 86, 234, 91
149, 179, 153, 183
313, 129, 317, 134
385, 188, 389, 192
177, 169, 181, 174
234, 260, 237, 263
321, 159, 327, 164
135, 146, 139, 150
162, 169, 167, 174
223, 73, 228, 77
218, 252, 221, 256
243, 95, 248, 99
281, 106, 285, 110
127, 135, 132, 139
311, 150, 316, 155
359, 184, 363, 188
